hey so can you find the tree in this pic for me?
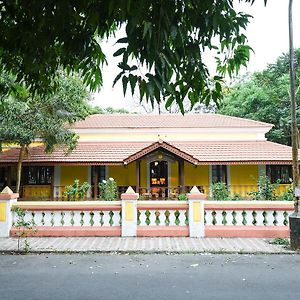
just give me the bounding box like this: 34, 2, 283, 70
219, 48, 300, 145
0, 1, 263, 112
0, 72, 91, 193
90, 106, 129, 114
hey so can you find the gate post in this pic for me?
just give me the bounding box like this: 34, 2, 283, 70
121, 186, 139, 237
188, 186, 206, 237
0, 187, 18, 237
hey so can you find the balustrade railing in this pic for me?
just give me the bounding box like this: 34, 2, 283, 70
204, 201, 293, 227
137, 201, 189, 226
12, 201, 122, 227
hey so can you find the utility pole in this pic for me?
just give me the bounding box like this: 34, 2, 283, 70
288, 0, 300, 249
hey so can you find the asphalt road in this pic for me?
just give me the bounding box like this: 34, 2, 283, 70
0, 253, 299, 300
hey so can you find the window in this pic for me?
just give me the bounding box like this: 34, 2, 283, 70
212, 165, 227, 184
91, 166, 106, 185
267, 165, 292, 184
23, 166, 53, 185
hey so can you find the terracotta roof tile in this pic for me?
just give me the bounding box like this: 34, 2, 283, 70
169, 141, 292, 164
0, 141, 292, 165
72, 114, 273, 129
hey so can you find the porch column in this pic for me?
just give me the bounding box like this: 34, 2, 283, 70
136, 160, 140, 194
53, 166, 61, 199
93, 167, 98, 200
178, 159, 185, 193
0, 187, 18, 237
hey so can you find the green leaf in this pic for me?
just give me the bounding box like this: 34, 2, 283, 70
113, 48, 126, 57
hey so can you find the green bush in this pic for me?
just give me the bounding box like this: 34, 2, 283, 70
211, 182, 230, 200
177, 193, 188, 201
280, 185, 294, 201
99, 177, 118, 200
248, 176, 279, 201
64, 179, 91, 201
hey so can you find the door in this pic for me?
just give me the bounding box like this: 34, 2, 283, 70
150, 161, 168, 198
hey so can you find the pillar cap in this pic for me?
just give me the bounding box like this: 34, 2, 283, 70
0, 186, 19, 200
187, 186, 206, 200
1, 186, 14, 195
121, 186, 139, 200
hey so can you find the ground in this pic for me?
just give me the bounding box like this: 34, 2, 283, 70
1, 254, 299, 300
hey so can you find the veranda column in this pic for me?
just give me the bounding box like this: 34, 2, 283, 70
121, 186, 139, 237
188, 186, 206, 237
0, 186, 18, 237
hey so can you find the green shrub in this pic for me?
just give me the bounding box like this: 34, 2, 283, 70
211, 182, 230, 200
270, 238, 289, 246
64, 179, 91, 201
177, 193, 188, 201
230, 193, 242, 201
248, 176, 279, 201
99, 177, 118, 200
280, 185, 294, 201
13, 207, 36, 252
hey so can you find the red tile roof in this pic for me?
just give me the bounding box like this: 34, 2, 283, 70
0, 141, 292, 165
169, 141, 292, 164
72, 114, 272, 129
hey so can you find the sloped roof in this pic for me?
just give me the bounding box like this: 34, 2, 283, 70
72, 114, 273, 129
0, 141, 292, 165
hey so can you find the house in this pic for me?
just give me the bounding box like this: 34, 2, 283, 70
0, 114, 293, 200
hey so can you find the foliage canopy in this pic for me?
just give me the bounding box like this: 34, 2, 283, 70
219, 48, 300, 145
0, 0, 262, 112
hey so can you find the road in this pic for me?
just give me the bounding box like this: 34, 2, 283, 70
0, 253, 299, 300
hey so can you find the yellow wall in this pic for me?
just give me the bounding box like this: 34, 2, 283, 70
108, 162, 136, 186
140, 160, 147, 188
23, 185, 51, 199
230, 165, 259, 195
60, 166, 89, 186
170, 161, 178, 187
184, 162, 209, 188
78, 133, 258, 142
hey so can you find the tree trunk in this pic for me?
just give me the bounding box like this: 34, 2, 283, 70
16, 145, 25, 194
288, 0, 299, 213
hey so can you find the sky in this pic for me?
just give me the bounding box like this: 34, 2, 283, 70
92, 0, 300, 110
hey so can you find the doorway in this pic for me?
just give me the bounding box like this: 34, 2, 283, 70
150, 161, 168, 198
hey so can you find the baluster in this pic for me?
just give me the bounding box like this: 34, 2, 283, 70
276, 210, 285, 226
139, 210, 147, 226
168, 210, 176, 226
178, 210, 186, 226
52, 211, 61, 226
215, 210, 223, 225
112, 210, 120, 226
255, 210, 264, 226
149, 210, 156, 225
205, 210, 213, 225
72, 211, 82, 226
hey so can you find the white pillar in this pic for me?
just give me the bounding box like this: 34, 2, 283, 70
188, 186, 206, 237
121, 186, 138, 237
0, 187, 18, 237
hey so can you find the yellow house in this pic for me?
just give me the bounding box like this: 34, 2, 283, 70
0, 114, 293, 199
